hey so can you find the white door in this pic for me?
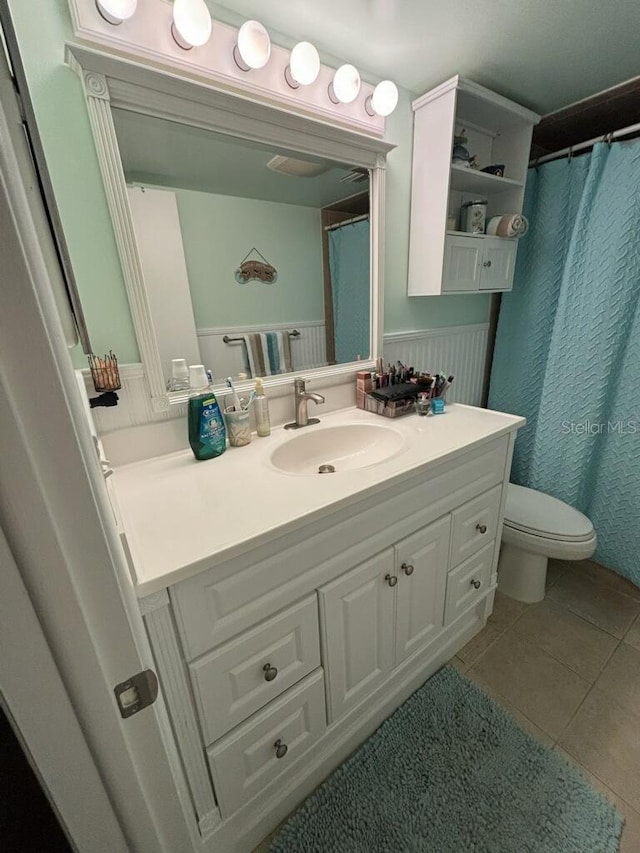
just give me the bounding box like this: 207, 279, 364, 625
319, 550, 395, 722
0, 26, 192, 852
442, 234, 482, 292
479, 237, 517, 291
395, 517, 451, 664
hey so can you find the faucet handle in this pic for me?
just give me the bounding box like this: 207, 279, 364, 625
294, 377, 306, 392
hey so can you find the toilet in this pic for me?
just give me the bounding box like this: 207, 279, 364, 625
498, 483, 597, 603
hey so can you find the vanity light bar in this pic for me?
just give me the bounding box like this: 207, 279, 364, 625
93, 2, 398, 116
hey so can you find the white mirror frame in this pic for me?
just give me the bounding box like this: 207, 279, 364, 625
66, 44, 394, 414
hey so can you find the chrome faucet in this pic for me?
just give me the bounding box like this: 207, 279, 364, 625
285, 377, 325, 429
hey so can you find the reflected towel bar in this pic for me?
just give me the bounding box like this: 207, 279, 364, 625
223, 330, 301, 344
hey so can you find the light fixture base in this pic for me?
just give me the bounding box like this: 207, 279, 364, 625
284, 66, 300, 90
233, 44, 250, 72
364, 95, 375, 117
327, 82, 339, 105
95, 0, 122, 24
171, 22, 193, 50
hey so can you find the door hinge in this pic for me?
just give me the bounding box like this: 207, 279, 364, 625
114, 669, 159, 719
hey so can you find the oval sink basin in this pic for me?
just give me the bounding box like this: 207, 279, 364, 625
270, 423, 406, 475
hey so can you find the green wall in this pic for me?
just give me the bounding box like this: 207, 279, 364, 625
175, 189, 324, 328
8, 0, 489, 369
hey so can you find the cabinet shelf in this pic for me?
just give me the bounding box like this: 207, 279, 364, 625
449, 164, 523, 194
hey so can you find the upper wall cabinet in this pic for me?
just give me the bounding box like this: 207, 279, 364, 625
408, 76, 539, 296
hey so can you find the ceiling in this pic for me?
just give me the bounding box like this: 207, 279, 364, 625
211, 0, 640, 115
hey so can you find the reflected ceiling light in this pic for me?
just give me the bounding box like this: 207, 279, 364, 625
172, 0, 212, 50
234, 20, 271, 71
285, 41, 320, 88
328, 64, 361, 104
365, 80, 399, 117
95, 0, 137, 25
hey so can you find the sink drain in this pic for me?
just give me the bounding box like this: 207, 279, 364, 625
318, 464, 336, 474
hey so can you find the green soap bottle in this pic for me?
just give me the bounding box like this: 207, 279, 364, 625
187, 365, 226, 461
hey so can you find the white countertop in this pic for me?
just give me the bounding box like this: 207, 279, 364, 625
110, 404, 524, 596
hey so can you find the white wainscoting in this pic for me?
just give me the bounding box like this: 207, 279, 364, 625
197, 321, 327, 381
383, 324, 489, 406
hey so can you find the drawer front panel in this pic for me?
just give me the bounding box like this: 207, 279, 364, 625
190, 596, 320, 744
444, 542, 495, 625
172, 436, 509, 658
450, 485, 502, 568
206, 670, 326, 817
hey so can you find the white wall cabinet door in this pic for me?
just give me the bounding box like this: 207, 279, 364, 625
479, 237, 517, 291
442, 235, 483, 292
319, 549, 395, 722
395, 516, 451, 664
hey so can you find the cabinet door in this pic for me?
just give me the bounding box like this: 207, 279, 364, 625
442, 235, 482, 292
479, 237, 517, 291
395, 516, 451, 664
319, 550, 395, 722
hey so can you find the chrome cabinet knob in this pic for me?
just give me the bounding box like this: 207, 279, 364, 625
385, 573, 398, 587
263, 663, 278, 682
470, 579, 481, 590
274, 739, 288, 759
401, 562, 414, 576
476, 523, 487, 534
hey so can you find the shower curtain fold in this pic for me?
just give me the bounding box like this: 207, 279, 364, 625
489, 141, 640, 586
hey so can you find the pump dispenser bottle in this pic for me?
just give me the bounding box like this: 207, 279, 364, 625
187, 365, 226, 460
254, 378, 271, 437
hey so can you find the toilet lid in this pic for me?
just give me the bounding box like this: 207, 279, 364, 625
504, 484, 594, 541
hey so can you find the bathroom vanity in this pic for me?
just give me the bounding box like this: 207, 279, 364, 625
109, 404, 523, 852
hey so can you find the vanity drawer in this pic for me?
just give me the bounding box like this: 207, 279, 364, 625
206, 669, 326, 817
444, 541, 495, 625
450, 485, 502, 567
190, 596, 320, 744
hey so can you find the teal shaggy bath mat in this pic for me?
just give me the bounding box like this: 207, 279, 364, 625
270, 666, 622, 852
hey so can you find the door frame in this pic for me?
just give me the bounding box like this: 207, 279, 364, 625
0, 22, 194, 853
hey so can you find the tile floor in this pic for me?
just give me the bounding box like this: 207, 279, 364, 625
255, 559, 640, 852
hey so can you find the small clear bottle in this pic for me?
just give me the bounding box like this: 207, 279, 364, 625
167, 358, 190, 392
254, 378, 271, 437
187, 365, 226, 461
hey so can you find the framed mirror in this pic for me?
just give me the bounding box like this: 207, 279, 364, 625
67, 46, 393, 412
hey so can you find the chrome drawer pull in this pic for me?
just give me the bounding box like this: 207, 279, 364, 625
470, 579, 481, 590
401, 562, 414, 576
263, 663, 278, 682
274, 739, 288, 759
385, 573, 398, 587
476, 523, 487, 534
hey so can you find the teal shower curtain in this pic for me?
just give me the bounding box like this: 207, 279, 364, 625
489, 140, 640, 586
329, 219, 370, 363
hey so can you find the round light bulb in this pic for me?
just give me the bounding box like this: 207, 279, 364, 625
234, 20, 271, 71
95, 0, 137, 25
285, 41, 320, 88
328, 64, 361, 104
366, 80, 399, 117
172, 0, 212, 50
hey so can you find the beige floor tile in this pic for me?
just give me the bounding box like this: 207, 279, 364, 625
559, 687, 640, 813
488, 590, 529, 631
547, 567, 640, 638
456, 623, 502, 666
546, 559, 571, 590
448, 655, 469, 674
596, 642, 640, 717
555, 747, 640, 853
625, 614, 640, 651
470, 634, 590, 740
467, 670, 555, 747
579, 560, 640, 602
512, 598, 618, 682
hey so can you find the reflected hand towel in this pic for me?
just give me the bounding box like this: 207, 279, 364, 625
243, 331, 293, 377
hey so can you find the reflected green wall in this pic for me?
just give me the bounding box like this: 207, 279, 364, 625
175, 190, 324, 328
7, 0, 489, 369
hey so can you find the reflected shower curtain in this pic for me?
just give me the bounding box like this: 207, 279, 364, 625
489, 141, 640, 586
328, 219, 370, 364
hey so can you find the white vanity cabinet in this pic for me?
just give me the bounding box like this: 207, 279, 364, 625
408, 75, 539, 296
131, 421, 519, 853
